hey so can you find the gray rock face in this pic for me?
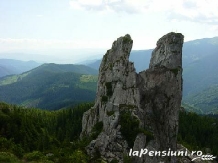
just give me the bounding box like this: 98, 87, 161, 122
80, 32, 184, 163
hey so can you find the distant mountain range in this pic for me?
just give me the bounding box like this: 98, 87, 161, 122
1, 36, 218, 113
0, 59, 41, 78
0, 63, 98, 110
86, 36, 218, 114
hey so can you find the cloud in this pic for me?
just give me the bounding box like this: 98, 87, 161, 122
166, 0, 218, 24
69, 0, 149, 13
69, 0, 218, 24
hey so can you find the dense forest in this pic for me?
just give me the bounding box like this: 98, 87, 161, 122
0, 102, 217, 162
0, 63, 98, 110
178, 111, 218, 157
0, 102, 92, 163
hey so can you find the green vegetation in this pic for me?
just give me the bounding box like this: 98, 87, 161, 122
123, 154, 132, 163
0, 102, 93, 162
178, 111, 218, 156
119, 108, 154, 147
119, 104, 136, 109
119, 104, 153, 148
91, 121, 103, 139
0, 152, 22, 163
110, 158, 119, 163
183, 84, 218, 114
0, 101, 218, 162
119, 109, 140, 147
122, 34, 133, 44
139, 128, 154, 143
170, 67, 180, 76
181, 103, 203, 114
0, 72, 29, 86
107, 110, 115, 116
0, 64, 97, 110
80, 75, 98, 83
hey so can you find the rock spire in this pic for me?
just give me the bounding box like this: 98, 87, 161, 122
81, 32, 184, 163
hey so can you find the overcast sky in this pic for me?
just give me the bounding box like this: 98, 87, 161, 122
0, 0, 218, 63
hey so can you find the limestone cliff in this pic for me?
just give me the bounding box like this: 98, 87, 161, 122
81, 33, 184, 163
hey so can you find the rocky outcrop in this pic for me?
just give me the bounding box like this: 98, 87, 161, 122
80, 32, 184, 163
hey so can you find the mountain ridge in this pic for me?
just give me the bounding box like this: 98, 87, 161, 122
84, 36, 218, 114
0, 63, 98, 110
0, 59, 41, 78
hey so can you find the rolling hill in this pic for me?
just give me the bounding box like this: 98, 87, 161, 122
0, 63, 98, 110
0, 59, 41, 78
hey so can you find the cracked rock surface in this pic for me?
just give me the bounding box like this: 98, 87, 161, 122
80, 33, 184, 163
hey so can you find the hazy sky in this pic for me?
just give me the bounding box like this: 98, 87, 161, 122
0, 0, 218, 63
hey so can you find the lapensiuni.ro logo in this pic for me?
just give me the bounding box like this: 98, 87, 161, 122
129, 148, 216, 161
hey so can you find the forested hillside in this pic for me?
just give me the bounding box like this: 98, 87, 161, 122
0, 102, 92, 162
0, 102, 217, 163
0, 63, 98, 110
178, 111, 218, 157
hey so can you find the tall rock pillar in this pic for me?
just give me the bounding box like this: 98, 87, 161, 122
81, 32, 184, 163
137, 32, 184, 163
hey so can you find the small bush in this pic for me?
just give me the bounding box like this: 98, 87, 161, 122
111, 158, 119, 163
170, 68, 180, 76
23, 151, 44, 161
91, 121, 103, 139
123, 154, 132, 163
120, 109, 140, 147
107, 110, 115, 116
0, 152, 22, 163
69, 150, 88, 163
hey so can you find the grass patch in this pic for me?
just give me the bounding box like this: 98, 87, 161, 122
107, 110, 115, 116
170, 68, 180, 76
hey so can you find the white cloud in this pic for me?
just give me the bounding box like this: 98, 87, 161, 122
69, 0, 150, 13
166, 0, 218, 24
69, 0, 218, 24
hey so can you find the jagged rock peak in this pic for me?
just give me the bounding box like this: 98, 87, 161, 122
149, 32, 184, 69
112, 34, 133, 52
81, 32, 184, 163
101, 34, 133, 65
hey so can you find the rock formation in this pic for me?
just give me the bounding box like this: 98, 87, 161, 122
80, 32, 184, 163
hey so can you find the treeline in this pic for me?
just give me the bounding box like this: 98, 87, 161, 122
0, 102, 218, 162
183, 84, 218, 114
0, 70, 97, 110
0, 102, 92, 162
178, 111, 218, 157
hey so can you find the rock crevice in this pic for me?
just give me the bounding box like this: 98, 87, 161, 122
80, 32, 184, 163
